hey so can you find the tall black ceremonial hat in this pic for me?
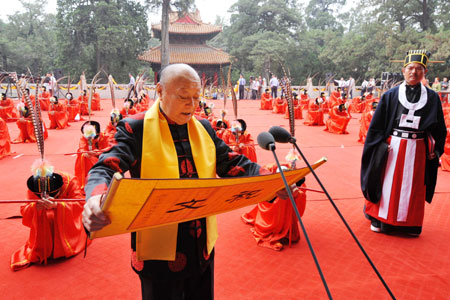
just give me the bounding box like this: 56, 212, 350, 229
236, 119, 247, 132
404, 49, 431, 68
27, 173, 64, 198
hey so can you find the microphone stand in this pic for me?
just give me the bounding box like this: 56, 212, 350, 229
288, 137, 396, 300
267, 143, 333, 300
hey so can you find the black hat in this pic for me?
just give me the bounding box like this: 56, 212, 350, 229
110, 110, 123, 123
124, 98, 134, 109
236, 119, 247, 132
265, 88, 270, 92
372, 101, 379, 110
216, 120, 228, 129
338, 103, 346, 111
27, 173, 64, 198
81, 120, 100, 138
404, 49, 431, 68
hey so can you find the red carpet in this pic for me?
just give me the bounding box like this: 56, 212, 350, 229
1, 98, 449, 299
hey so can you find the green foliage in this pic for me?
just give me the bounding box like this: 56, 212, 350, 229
0, 1, 57, 75
56, 0, 150, 81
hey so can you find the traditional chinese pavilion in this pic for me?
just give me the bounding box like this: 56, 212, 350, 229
138, 10, 230, 85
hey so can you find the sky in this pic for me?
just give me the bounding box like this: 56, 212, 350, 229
0, 0, 239, 24
0, 0, 355, 25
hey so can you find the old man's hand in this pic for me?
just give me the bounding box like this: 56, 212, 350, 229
82, 194, 111, 232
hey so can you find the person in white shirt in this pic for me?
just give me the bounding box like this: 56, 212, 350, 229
269, 75, 279, 98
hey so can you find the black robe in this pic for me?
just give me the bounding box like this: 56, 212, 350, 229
85, 112, 263, 280
361, 84, 447, 204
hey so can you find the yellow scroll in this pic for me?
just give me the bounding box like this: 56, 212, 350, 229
91, 157, 327, 239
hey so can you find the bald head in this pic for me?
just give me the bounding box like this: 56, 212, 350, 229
159, 64, 200, 87
157, 64, 201, 125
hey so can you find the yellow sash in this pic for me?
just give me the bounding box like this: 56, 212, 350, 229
138, 99, 218, 261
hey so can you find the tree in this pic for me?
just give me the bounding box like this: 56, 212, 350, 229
145, 0, 195, 69
304, 0, 346, 32
0, 0, 57, 75
56, 0, 150, 81
225, 0, 302, 77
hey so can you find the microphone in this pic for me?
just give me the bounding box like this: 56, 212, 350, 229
256, 130, 332, 299
268, 127, 395, 298
257, 131, 276, 151
269, 126, 296, 143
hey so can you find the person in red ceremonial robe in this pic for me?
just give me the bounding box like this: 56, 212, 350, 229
66, 92, 82, 122
272, 95, 286, 114
242, 163, 307, 251
78, 90, 90, 115
48, 96, 69, 129
0, 92, 19, 121
358, 101, 378, 144
211, 110, 230, 139
10, 163, 90, 271
350, 94, 365, 113
325, 103, 351, 134
329, 87, 344, 109
440, 127, 450, 171
299, 89, 309, 110
196, 101, 214, 121
38, 86, 51, 111
284, 92, 303, 119
21, 88, 36, 107
12, 104, 48, 143
136, 90, 150, 112
91, 87, 101, 111
104, 109, 122, 145
260, 88, 273, 110
120, 98, 138, 117
0, 116, 11, 159
304, 95, 325, 126
74, 121, 109, 191
222, 119, 257, 162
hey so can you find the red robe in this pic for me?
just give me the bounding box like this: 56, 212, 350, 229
349, 97, 364, 113
0, 117, 11, 159
300, 94, 309, 110
303, 99, 325, 126
67, 99, 82, 122
104, 122, 117, 146
221, 130, 257, 162
260, 92, 273, 110
0, 98, 19, 121
440, 128, 450, 172
12, 117, 49, 143
284, 99, 303, 119
138, 94, 150, 111
48, 102, 69, 129
241, 163, 306, 250
324, 106, 351, 134
120, 107, 138, 117
21, 94, 36, 107
78, 95, 89, 115
10, 173, 90, 271
272, 98, 285, 114
91, 92, 101, 111
38, 91, 51, 111
74, 133, 110, 190
358, 110, 374, 144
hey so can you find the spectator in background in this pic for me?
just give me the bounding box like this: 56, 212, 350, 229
269, 74, 279, 98
257, 76, 263, 98
441, 77, 449, 91
238, 74, 246, 100
348, 76, 355, 99
431, 77, 441, 92
361, 79, 369, 96
251, 76, 260, 100
367, 78, 376, 94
